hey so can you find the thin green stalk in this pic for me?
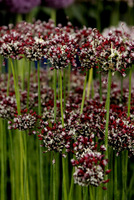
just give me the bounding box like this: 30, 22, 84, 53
80, 71, 88, 114
122, 151, 128, 200
104, 69, 112, 200
87, 68, 93, 98
59, 70, 68, 200
36, 138, 41, 200
10, 58, 21, 114
121, 76, 123, 103
37, 61, 41, 115
63, 68, 66, 111
128, 67, 132, 117
108, 147, 113, 200
68, 64, 71, 95
89, 186, 94, 200
99, 66, 102, 102
83, 186, 88, 200
27, 61, 31, 110
9, 129, 15, 200
91, 80, 94, 99
51, 9, 56, 25
22, 58, 26, 90
19, 130, 24, 200
105, 69, 112, 152
37, 61, 44, 200
59, 70, 64, 127
24, 132, 30, 200
0, 119, 5, 200
53, 153, 56, 200
114, 154, 118, 200
7, 59, 10, 96
68, 168, 75, 200
54, 69, 57, 122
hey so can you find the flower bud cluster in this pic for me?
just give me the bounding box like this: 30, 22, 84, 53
71, 148, 109, 187
8, 110, 39, 131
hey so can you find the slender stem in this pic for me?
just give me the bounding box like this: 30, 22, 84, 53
54, 69, 57, 122
53, 153, 56, 200
7, 59, 10, 96
80, 71, 88, 114
104, 69, 112, 200
68, 64, 71, 95
83, 186, 88, 200
62, 157, 68, 200
99, 66, 102, 102
24, 132, 30, 200
108, 147, 113, 200
69, 168, 75, 200
63, 68, 66, 111
51, 9, 56, 25
59, 70, 64, 127
121, 76, 123, 103
105, 69, 112, 153
27, 61, 31, 110
8, 129, 15, 200
122, 151, 128, 200
87, 68, 93, 98
128, 68, 132, 117
37, 61, 41, 115
10, 58, 21, 114
89, 185, 94, 200
0, 119, 5, 200
37, 61, 44, 200
114, 153, 118, 200
22, 58, 26, 90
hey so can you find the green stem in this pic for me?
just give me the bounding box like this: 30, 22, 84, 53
63, 68, 66, 111
59, 70, 64, 127
53, 153, 56, 200
27, 61, 31, 110
68, 168, 75, 200
10, 58, 21, 114
89, 186, 94, 200
9, 129, 15, 200
51, 9, 56, 25
22, 58, 26, 90
24, 132, 30, 200
128, 68, 132, 117
37, 61, 41, 115
37, 61, 44, 200
68, 64, 71, 95
121, 76, 123, 103
104, 69, 112, 200
99, 66, 102, 102
0, 119, 5, 200
122, 150, 128, 200
87, 68, 93, 98
105, 69, 112, 153
108, 147, 113, 200
54, 69, 57, 122
114, 154, 118, 200
80, 71, 88, 114
83, 186, 88, 200
62, 157, 68, 200
7, 59, 10, 96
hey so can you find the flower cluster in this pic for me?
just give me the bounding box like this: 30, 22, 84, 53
8, 110, 39, 131
71, 148, 109, 187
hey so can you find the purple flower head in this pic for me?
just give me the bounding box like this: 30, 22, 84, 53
43, 0, 74, 9
4, 0, 41, 14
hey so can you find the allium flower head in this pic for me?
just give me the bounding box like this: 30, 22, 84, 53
72, 148, 109, 187
43, 0, 74, 8
3, 0, 41, 14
